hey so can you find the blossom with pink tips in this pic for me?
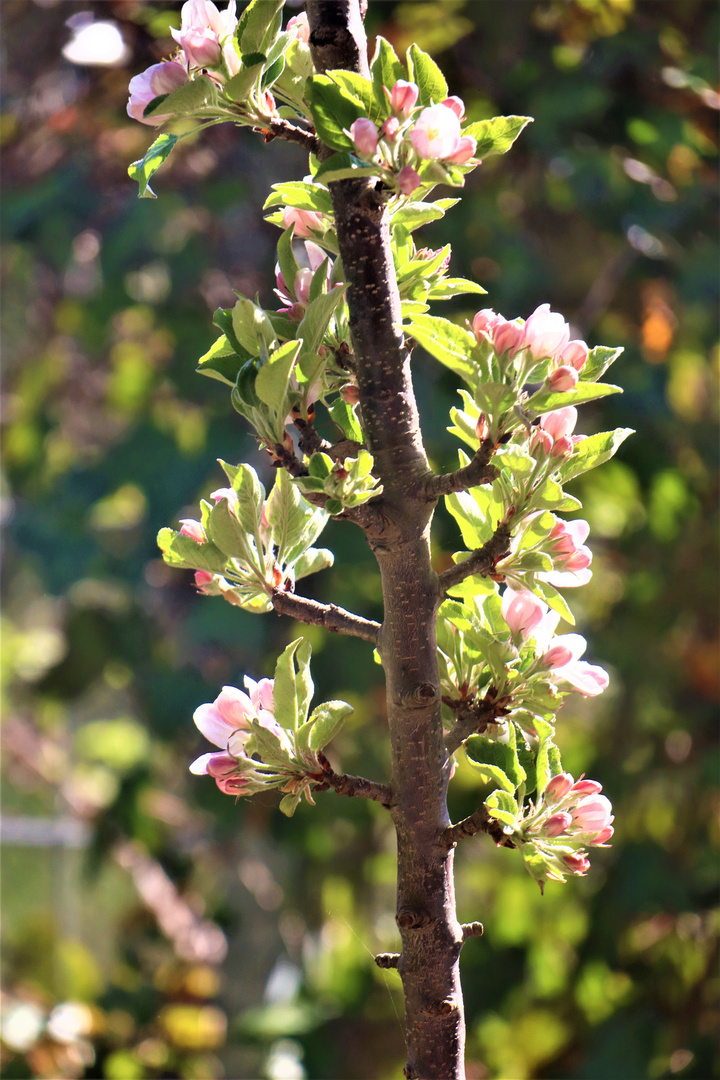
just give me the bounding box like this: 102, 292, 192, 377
445, 136, 477, 165
563, 852, 591, 875
287, 11, 310, 44
397, 165, 422, 195
441, 96, 466, 120
282, 206, 324, 238
210, 486, 239, 512
349, 118, 378, 158
540, 407, 578, 441
494, 319, 525, 358
127, 61, 189, 126
171, 0, 238, 71
572, 794, 614, 834
410, 104, 462, 160
472, 309, 505, 341
501, 588, 547, 640
179, 518, 207, 542
544, 772, 574, 801
543, 518, 593, 587
572, 778, 603, 796
390, 80, 419, 116
548, 365, 579, 392
591, 825, 614, 846
194, 570, 215, 594
381, 116, 400, 140
524, 303, 571, 361
544, 812, 573, 837
551, 436, 574, 458
560, 339, 589, 371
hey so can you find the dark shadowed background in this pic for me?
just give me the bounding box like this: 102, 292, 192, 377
1, 1, 718, 1078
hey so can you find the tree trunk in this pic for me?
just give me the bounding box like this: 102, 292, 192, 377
307, 5, 466, 1076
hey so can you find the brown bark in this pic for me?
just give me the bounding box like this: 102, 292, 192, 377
307, 5, 466, 1076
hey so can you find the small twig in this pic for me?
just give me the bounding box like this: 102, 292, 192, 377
423, 440, 498, 500
255, 117, 320, 155
293, 417, 363, 461
313, 752, 393, 808
437, 520, 513, 595
375, 952, 400, 969
271, 589, 380, 643
441, 806, 515, 850
461, 922, 484, 940
444, 688, 512, 756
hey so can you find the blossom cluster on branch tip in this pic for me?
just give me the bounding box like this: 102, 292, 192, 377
473, 303, 589, 393
347, 81, 479, 195
515, 772, 614, 883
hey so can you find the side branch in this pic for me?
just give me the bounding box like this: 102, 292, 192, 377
444, 688, 512, 756
441, 806, 515, 850
271, 589, 380, 643
437, 520, 513, 595
255, 117, 320, 155
314, 753, 393, 807
424, 440, 498, 500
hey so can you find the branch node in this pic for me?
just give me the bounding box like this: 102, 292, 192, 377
401, 683, 438, 709
425, 998, 457, 1017
374, 952, 400, 969
396, 908, 430, 930
462, 921, 484, 940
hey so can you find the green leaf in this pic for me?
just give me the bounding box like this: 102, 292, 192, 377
264, 182, 334, 215
236, 0, 284, 57
532, 580, 575, 626
276, 226, 300, 301
406, 44, 448, 105
326, 70, 378, 120
526, 381, 622, 416
328, 398, 363, 443
197, 334, 246, 386
225, 60, 265, 102
464, 759, 515, 794
265, 469, 329, 566
262, 54, 285, 90
391, 201, 446, 232
231, 296, 277, 356
485, 789, 519, 827
249, 719, 293, 769
427, 277, 487, 300
535, 736, 561, 796
313, 152, 380, 184
463, 115, 533, 158
206, 500, 253, 562
157, 528, 227, 574
295, 639, 314, 724
155, 74, 220, 117
273, 639, 302, 731
128, 133, 178, 199
279, 792, 302, 817
582, 345, 624, 382
306, 74, 368, 151
403, 314, 481, 385
370, 36, 405, 109
293, 547, 334, 579
308, 700, 354, 752
466, 731, 526, 791
255, 339, 301, 430
559, 427, 634, 483
297, 285, 347, 355
228, 462, 266, 538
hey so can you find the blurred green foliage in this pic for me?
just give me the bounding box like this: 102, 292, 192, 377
1, 1, 717, 1078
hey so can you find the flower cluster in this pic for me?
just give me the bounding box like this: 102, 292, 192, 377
501, 586, 609, 697
127, 0, 239, 125
347, 80, 478, 195
514, 772, 614, 883
473, 303, 589, 392
190, 677, 288, 795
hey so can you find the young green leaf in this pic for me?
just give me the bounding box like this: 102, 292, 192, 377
463, 115, 533, 158
265, 182, 334, 215
559, 428, 634, 483
197, 334, 248, 385
274, 639, 303, 731
465, 731, 526, 791
328, 398, 363, 443
403, 314, 481, 385
406, 44, 448, 105
313, 152, 380, 184
255, 340, 301, 428
485, 789, 519, 827
582, 345, 624, 382
128, 133, 178, 199
306, 75, 368, 151
236, 0, 284, 57
157, 528, 227, 574
308, 700, 354, 752
297, 285, 347, 355
370, 36, 405, 109
155, 75, 221, 117
230, 463, 266, 538
526, 381, 622, 417
206, 500, 254, 563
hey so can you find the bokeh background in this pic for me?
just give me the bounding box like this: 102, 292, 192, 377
2, 1, 718, 1078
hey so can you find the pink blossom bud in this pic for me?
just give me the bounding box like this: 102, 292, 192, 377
179, 518, 206, 543
544, 812, 573, 837
563, 852, 591, 874
194, 570, 214, 592
544, 772, 574, 801
493, 320, 526, 357
217, 775, 249, 795
475, 414, 489, 441
397, 165, 422, 195
548, 365, 579, 392
561, 339, 589, 371
349, 118, 379, 157
390, 79, 419, 116
410, 104, 461, 160
501, 588, 546, 640
530, 427, 554, 457
127, 61, 189, 126
473, 309, 504, 341
541, 407, 577, 440
524, 303, 571, 361
441, 96, 465, 120
282, 206, 324, 238
381, 116, 400, 140
287, 12, 310, 44
445, 136, 477, 165
540, 644, 574, 669
205, 752, 238, 779
341, 383, 360, 405
571, 779, 603, 795
210, 486, 238, 511
571, 794, 614, 833
294, 267, 313, 305
551, 436, 574, 458
591, 825, 614, 846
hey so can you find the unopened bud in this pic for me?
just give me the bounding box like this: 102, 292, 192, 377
341, 383, 360, 405
475, 414, 489, 441
563, 852, 591, 874
381, 116, 400, 140
349, 117, 378, 157
544, 812, 572, 837
548, 365, 579, 392
551, 436, 573, 458
544, 772, 574, 802
397, 165, 421, 195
